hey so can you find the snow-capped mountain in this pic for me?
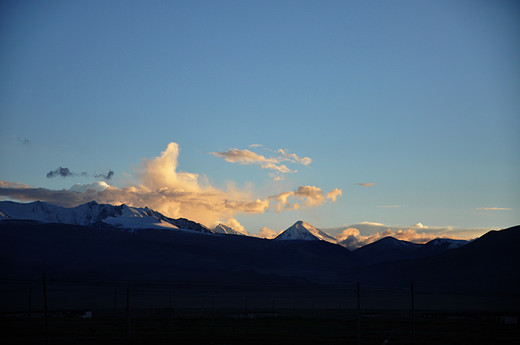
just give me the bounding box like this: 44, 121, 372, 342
275, 220, 337, 243
213, 223, 246, 235
0, 200, 212, 233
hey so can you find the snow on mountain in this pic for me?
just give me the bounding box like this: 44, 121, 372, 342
0, 200, 213, 232
275, 221, 337, 243
213, 223, 246, 235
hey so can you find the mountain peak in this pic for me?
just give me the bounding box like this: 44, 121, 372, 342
275, 221, 337, 243
213, 223, 245, 236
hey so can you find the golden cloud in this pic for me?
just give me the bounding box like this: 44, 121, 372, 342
257, 227, 281, 239
356, 183, 375, 187
211, 146, 312, 180
0, 142, 341, 229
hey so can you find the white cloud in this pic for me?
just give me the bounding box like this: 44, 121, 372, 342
69, 181, 110, 193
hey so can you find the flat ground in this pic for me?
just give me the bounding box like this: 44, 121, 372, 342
2, 311, 519, 345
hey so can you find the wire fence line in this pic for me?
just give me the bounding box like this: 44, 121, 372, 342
2, 277, 519, 345
2, 275, 514, 317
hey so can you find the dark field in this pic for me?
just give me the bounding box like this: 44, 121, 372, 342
2, 311, 519, 345
2, 279, 520, 345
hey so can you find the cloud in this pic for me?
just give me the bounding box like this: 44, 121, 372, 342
378, 205, 401, 208
47, 167, 113, 180
356, 183, 375, 187
69, 181, 110, 193
0, 181, 31, 189
17, 137, 31, 145
326, 188, 342, 202
277, 149, 312, 166
95, 170, 114, 180
336, 227, 446, 250
220, 218, 248, 235
331, 222, 491, 250
257, 227, 281, 239
46, 167, 86, 178
1, 142, 341, 229
211, 146, 312, 181
476, 207, 511, 211
271, 185, 342, 212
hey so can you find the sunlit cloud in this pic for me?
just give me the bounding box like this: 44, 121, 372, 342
356, 183, 375, 187
0, 181, 31, 189
270, 185, 342, 212
211, 146, 311, 181
220, 218, 248, 235
257, 227, 281, 239
0, 142, 341, 229
327, 222, 492, 250
336, 226, 451, 250
476, 207, 512, 211
326, 188, 342, 202
277, 149, 312, 166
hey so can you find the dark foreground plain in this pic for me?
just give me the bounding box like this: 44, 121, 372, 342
2, 311, 520, 345
1, 222, 519, 344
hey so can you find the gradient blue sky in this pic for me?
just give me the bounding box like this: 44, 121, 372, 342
1, 0, 519, 237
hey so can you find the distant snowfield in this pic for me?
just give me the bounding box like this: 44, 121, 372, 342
103, 216, 179, 230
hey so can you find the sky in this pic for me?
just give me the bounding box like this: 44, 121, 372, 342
1, 0, 519, 241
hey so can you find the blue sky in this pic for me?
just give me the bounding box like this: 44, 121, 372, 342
1, 0, 519, 238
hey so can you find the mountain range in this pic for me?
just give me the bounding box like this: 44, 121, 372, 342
1, 200, 519, 302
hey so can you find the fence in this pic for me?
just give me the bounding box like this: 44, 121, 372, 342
1, 276, 519, 344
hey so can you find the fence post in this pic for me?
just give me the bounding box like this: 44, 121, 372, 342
211, 294, 215, 318
126, 287, 131, 340
411, 281, 415, 345
169, 291, 172, 319
113, 287, 117, 322
42, 274, 49, 345
27, 287, 32, 319
357, 282, 361, 345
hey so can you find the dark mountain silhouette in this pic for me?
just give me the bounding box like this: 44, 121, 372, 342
346, 225, 520, 293
0, 220, 356, 284
353, 237, 469, 265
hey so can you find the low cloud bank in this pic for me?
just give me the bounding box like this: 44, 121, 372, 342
329, 222, 490, 250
